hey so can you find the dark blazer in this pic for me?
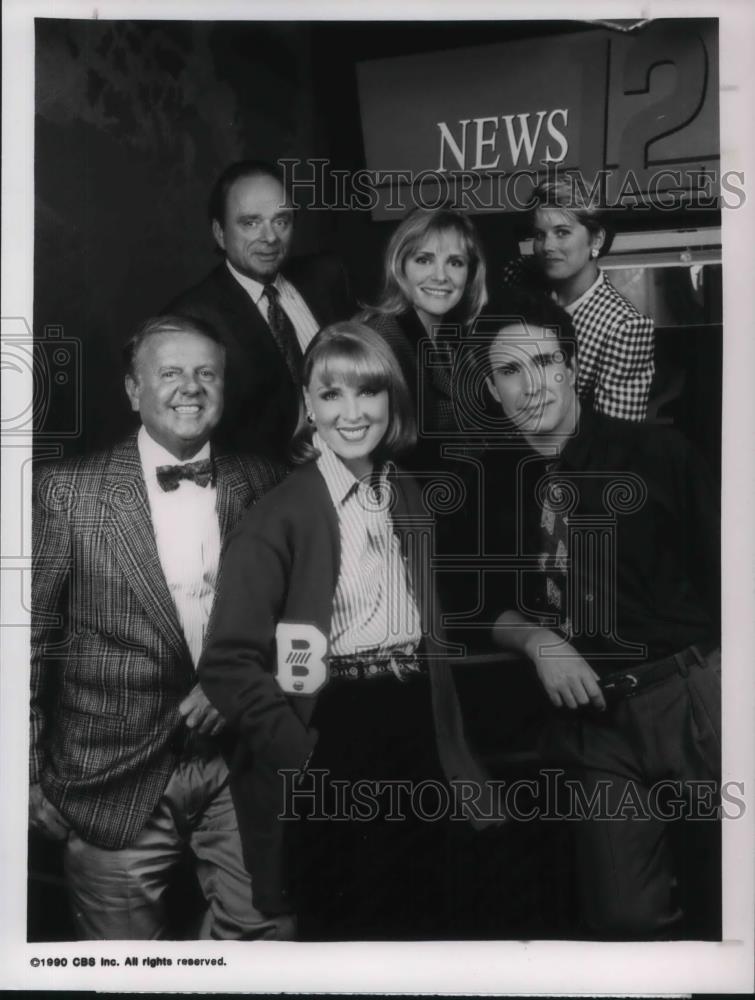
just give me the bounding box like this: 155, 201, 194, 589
362, 309, 454, 413
198, 461, 495, 914
30, 433, 282, 850
360, 309, 468, 463
166, 254, 353, 458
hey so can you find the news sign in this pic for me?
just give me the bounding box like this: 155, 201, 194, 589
355, 20, 719, 217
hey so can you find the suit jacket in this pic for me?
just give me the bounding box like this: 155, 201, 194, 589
198, 461, 496, 914
166, 254, 354, 458
30, 433, 282, 849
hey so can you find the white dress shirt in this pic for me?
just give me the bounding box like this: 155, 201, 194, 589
138, 426, 221, 666
226, 260, 320, 353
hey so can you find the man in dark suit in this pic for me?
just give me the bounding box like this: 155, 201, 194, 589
166, 160, 353, 458
29, 315, 288, 940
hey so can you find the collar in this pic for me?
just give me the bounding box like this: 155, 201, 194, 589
555, 406, 600, 471
559, 269, 604, 315
138, 425, 212, 483
225, 260, 282, 305
404, 307, 433, 342
314, 432, 392, 508
513, 402, 593, 472
314, 432, 362, 507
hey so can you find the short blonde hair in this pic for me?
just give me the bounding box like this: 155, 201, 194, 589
292, 321, 416, 464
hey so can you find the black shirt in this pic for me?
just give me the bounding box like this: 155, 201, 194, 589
509, 411, 719, 672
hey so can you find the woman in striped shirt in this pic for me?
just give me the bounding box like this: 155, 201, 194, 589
198, 320, 491, 940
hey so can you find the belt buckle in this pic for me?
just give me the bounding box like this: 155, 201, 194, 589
601, 671, 639, 702
392, 651, 419, 681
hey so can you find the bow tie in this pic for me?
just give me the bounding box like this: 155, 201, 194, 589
156, 458, 213, 492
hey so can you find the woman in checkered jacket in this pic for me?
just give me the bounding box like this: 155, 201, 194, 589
501, 178, 654, 422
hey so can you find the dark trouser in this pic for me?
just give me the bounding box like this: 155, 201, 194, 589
290, 672, 446, 941
543, 647, 721, 939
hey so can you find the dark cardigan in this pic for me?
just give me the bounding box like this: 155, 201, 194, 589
198, 460, 494, 913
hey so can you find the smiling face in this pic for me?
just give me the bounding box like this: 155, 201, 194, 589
402, 229, 469, 332
304, 368, 390, 478
486, 324, 577, 448
532, 207, 603, 285
212, 173, 294, 282
125, 329, 224, 460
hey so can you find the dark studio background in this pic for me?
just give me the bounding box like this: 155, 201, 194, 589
30, 17, 722, 942
34, 18, 722, 462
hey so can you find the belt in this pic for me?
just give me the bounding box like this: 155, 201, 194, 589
599, 641, 719, 703
171, 727, 222, 761
327, 650, 427, 683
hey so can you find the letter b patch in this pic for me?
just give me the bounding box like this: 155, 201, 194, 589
275, 623, 328, 695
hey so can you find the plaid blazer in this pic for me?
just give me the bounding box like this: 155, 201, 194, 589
501, 259, 655, 421
30, 433, 281, 849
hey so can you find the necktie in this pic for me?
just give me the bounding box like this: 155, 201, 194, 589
538, 463, 572, 638
262, 284, 303, 383
156, 458, 213, 492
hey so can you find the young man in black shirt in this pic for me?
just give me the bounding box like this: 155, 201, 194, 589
483, 290, 721, 939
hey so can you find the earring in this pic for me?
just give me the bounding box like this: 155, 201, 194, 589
591, 247, 600, 259
306, 412, 314, 425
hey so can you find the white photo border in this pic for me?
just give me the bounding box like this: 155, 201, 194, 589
2, 0, 753, 992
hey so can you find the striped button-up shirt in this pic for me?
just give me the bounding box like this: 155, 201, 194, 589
315, 435, 421, 657
226, 260, 320, 354
139, 427, 221, 666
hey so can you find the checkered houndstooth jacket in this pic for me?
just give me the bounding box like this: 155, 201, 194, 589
500, 259, 655, 421
30, 434, 281, 849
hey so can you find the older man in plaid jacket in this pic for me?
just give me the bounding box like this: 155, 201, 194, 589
29, 315, 286, 940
